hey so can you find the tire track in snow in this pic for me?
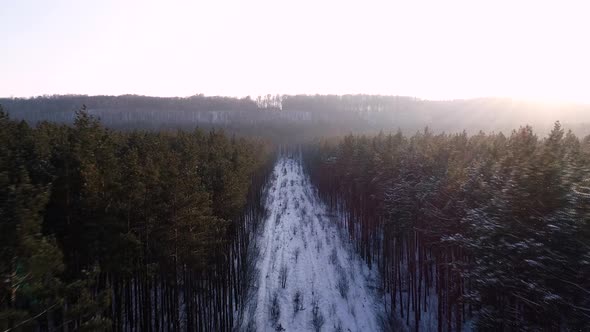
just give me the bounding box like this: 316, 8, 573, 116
240, 157, 381, 331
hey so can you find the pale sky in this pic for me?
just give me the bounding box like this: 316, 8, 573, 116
1, 0, 589, 102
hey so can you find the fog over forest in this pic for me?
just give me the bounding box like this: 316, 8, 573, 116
3, 94, 590, 139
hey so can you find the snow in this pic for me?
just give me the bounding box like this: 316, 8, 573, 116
239, 157, 382, 331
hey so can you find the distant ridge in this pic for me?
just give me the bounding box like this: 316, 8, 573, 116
2, 94, 589, 138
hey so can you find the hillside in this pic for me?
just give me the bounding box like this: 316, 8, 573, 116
2, 95, 589, 137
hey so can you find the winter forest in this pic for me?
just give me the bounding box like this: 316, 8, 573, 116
1, 96, 589, 331
4, 0, 590, 329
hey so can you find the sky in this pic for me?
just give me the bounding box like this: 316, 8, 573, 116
1, 0, 589, 102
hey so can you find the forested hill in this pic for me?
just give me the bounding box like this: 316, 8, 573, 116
2, 94, 590, 137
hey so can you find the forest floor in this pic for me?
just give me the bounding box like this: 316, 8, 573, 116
239, 157, 382, 331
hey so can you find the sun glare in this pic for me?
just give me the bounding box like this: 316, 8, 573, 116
0, 0, 589, 103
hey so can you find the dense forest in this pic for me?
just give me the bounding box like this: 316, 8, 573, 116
0, 105, 274, 331
2, 97, 590, 331
304, 124, 590, 330
3, 95, 590, 138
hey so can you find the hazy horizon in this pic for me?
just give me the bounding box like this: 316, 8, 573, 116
2, 0, 589, 103
3, 93, 590, 108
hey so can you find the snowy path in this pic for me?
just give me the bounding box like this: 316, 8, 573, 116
240, 157, 381, 332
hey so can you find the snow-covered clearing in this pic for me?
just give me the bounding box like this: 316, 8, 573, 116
239, 157, 382, 331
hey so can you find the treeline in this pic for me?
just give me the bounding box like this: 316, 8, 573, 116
4, 95, 589, 138
0, 105, 274, 331
0, 94, 259, 114
305, 123, 590, 331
